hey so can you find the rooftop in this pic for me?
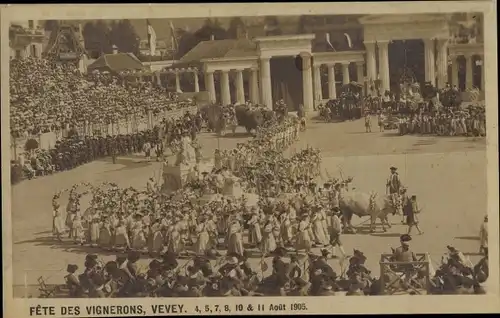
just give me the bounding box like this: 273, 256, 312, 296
180, 38, 257, 63
87, 52, 144, 72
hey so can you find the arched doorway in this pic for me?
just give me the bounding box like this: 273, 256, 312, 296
388, 39, 425, 92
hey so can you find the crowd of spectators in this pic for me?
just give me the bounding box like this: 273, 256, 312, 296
9, 56, 200, 184
9, 57, 194, 138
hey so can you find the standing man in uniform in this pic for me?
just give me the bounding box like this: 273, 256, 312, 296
386, 166, 402, 214
405, 195, 423, 235
479, 215, 488, 255
364, 112, 372, 133
386, 166, 402, 195
329, 207, 346, 259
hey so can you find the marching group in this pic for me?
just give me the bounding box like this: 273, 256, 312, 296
13, 112, 203, 182
393, 107, 486, 137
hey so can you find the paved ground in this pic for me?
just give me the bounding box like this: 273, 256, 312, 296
10, 120, 487, 296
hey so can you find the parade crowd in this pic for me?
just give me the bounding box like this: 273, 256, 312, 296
393, 107, 486, 137
45, 112, 489, 297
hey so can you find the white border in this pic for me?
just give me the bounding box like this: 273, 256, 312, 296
2, 2, 498, 316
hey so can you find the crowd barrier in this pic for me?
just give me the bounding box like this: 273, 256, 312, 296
15, 269, 67, 298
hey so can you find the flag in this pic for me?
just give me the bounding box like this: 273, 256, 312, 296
169, 21, 178, 51
344, 33, 353, 48
325, 33, 336, 51
147, 19, 157, 56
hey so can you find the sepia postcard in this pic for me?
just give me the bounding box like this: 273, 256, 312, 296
1, 2, 499, 317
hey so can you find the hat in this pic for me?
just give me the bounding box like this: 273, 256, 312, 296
85, 254, 98, 261
274, 247, 288, 257
400, 234, 412, 242
67, 264, 78, 273
411, 195, 416, 199
127, 250, 141, 261
390, 166, 397, 171
149, 259, 161, 270
320, 249, 330, 257
226, 256, 239, 265
116, 254, 128, 263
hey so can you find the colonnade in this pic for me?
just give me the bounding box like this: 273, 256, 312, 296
449, 53, 484, 91
137, 69, 201, 94
312, 61, 365, 101
259, 54, 314, 112
204, 68, 260, 105
364, 38, 451, 93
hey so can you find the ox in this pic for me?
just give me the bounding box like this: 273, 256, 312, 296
336, 181, 403, 233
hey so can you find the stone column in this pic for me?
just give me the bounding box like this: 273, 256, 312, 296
313, 65, 323, 102
193, 71, 200, 92
465, 54, 474, 90
235, 69, 245, 105
156, 72, 162, 87
377, 41, 390, 93
341, 63, 350, 85
356, 62, 365, 95
221, 70, 231, 106
436, 39, 448, 89
301, 53, 314, 113
175, 72, 182, 93
364, 41, 377, 94
424, 38, 436, 85
260, 57, 273, 109
450, 55, 459, 89
249, 68, 260, 104
327, 64, 337, 100
205, 71, 216, 103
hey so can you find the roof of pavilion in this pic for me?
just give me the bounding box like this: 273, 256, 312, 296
165, 38, 257, 71
88, 53, 144, 73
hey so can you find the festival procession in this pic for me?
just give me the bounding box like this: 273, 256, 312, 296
46, 116, 489, 297
8, 15, 488, 299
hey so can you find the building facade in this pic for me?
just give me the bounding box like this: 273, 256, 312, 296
159, 14, 484, 113
9, 20, 47, 59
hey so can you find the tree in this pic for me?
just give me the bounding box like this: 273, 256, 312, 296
175, 19, 229, 59
111, 20, 140, 56
264, 16, 282, 36
194, 18, 228, 42
95, 20, 113, 54
297, 15, 308, 34
82, 21, 113, 58
227, 17, 245, 39
44, 20, 60, 32
175, 29, 198, 59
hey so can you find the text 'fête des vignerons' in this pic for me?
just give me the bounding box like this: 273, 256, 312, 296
29, 304, 186, 316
